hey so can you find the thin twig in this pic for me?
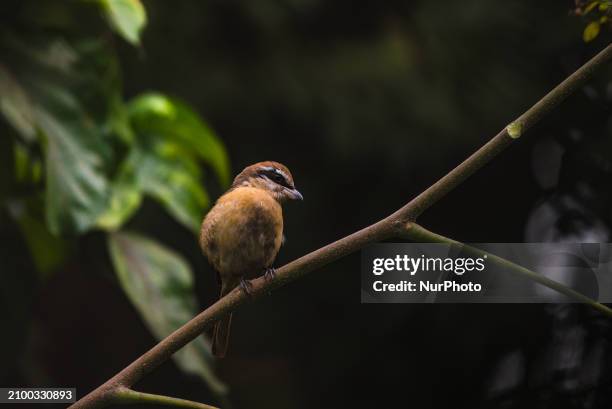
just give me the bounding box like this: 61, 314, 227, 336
401, 222, 612, 317
114, 387, 219, 409
70, 43, 612, 409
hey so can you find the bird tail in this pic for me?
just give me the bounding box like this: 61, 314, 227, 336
212, 277, 239, 358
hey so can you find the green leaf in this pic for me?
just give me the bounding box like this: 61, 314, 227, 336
585, 1, 599, 14
128, 93, 231, 187
13, 143, 43, 184
0, 65, 37, 142
1, 39, 116, 235
107, 232, 228, 396
32, 83, 110, 235
583, 21, 601, 42
118, 93, 230, 233
14, 143, 29, 183
107, 94, 135, 145
97, 134, 209, 233
136, 145, 209, 233
96, 144, 142, 231
96, 179, 142, 231
8, 198, 70, 278
100, 0, 147, 46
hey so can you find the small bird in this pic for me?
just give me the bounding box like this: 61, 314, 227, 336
200, 161, 303, 357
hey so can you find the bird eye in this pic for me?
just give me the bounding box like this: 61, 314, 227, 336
262, 169, 290, 187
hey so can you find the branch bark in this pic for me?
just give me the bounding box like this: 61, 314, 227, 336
70, 43, 612, 409
113, 388, 219, 409
401, 223, 612, 316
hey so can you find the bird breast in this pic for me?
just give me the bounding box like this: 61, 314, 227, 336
200, 187, 283, 278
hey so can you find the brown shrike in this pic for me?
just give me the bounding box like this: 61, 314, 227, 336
200, 161, 302, 357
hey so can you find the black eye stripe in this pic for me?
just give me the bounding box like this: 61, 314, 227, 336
261, 169, 291, 188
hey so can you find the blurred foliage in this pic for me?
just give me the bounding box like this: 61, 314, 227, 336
108, 232, 227, 396
100, 0, 147, 46
0, 0, 228, 396
573, 0, 612, 42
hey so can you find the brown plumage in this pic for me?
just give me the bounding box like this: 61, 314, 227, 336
200, 161, 303, 357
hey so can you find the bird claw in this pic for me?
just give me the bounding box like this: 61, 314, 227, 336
264, 267, 277, 281
239, 278, 254, 296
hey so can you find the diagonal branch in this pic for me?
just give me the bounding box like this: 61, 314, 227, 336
70, 43, 612, 409
392, 43, 612, 219
113, 387, 219, 409
401, 223, 612, 317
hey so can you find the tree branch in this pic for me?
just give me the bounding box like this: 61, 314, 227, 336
391, 43, 612, 219
401, 223, 612, 317
70, 43, 612, 409
113, 387, 219, 409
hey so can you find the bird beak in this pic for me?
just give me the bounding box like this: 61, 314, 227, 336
288, 188, 303, 200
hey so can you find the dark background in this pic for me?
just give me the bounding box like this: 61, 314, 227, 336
2, 1, 612, 408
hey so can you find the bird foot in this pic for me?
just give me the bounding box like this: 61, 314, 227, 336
239, 278, 254, 296
264, 267, 277, 281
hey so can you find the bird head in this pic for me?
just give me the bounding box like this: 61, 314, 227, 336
231, 161, 303, 203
